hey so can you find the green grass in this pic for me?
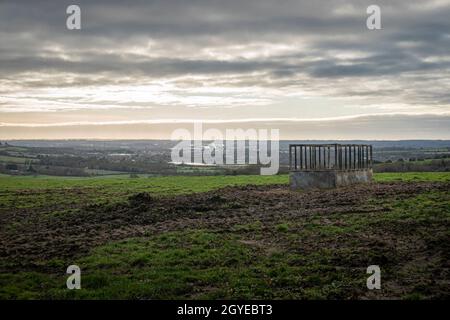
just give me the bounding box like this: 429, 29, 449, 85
374, 172, 450, 182
0, 230, 361, 299
1, 171, 448, 192
0, 174, 287, 210
0, 172, 448, 211
0, 171, 449, 299
0, 155, 34, 164
7, 187, 447, 299
0, 173, 287, 193
0, 146, 28, 152
293, 191, 449, 237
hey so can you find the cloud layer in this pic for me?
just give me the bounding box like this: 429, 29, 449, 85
0, 0, 449, 138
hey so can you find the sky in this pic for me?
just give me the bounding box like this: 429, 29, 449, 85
0, 0, 449, 139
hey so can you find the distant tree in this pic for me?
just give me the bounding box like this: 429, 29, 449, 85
6, 164, 18, 170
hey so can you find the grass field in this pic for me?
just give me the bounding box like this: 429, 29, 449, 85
0, 172, 448, 210
374, 172, 450, 182
0, 173, 287, 192
0, 172, 449, 299
0, 174, 287, 210
0, 155, 35, 164
1, 171, 448, 190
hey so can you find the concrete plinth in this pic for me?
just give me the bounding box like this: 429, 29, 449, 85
290, 169, 373, 190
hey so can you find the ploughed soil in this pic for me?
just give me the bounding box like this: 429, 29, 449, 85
0, 181, 449, 298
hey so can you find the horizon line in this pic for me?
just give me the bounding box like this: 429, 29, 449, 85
1, 112, 450, 128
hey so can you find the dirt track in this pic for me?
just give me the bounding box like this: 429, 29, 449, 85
0, 181, 448, 276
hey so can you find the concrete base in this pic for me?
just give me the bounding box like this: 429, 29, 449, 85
290, 169, 373, 190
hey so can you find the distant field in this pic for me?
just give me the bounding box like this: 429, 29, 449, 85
374, 172, 450, 182
1, 171, 449, 190
0, 155, 34, 164
0, 172, 449, 299
0, 173, 287, 193
0, 174, 288, 211
0, 172, 448, 211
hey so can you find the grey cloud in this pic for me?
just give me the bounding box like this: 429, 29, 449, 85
0, 0, 449, 119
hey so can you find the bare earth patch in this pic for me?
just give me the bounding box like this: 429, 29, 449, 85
0, 181, 448, 298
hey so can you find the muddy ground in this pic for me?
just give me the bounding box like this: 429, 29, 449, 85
0, 181, 449, 298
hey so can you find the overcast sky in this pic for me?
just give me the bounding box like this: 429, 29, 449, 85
0, 0, 449, 139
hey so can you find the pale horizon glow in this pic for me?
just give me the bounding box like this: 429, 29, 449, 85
2, 112, 450, 128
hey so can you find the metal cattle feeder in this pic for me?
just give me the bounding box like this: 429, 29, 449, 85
289, 143, 373, 190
